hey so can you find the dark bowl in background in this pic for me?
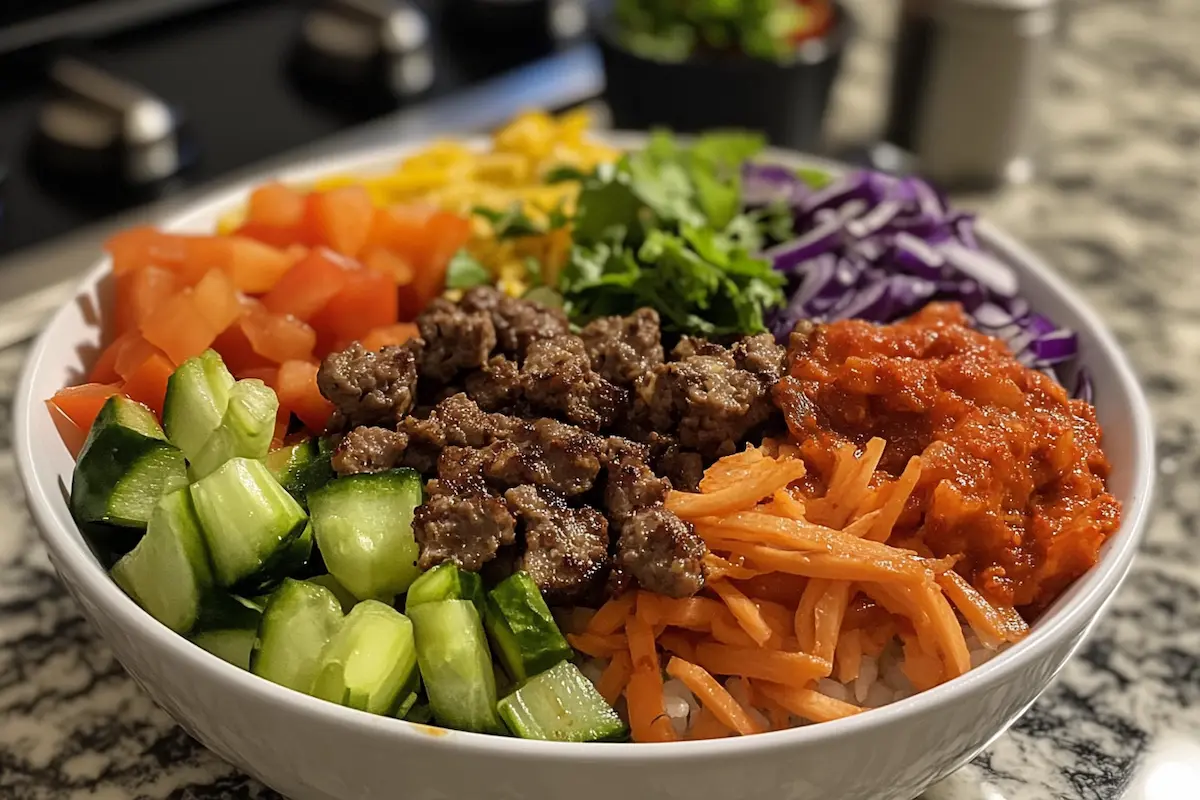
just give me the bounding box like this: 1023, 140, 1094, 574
596, 3, 854, 152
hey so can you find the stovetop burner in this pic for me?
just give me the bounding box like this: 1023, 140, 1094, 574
0, 0, 598, 261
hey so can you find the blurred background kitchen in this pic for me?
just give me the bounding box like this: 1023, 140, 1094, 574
4, 1, 1200, 798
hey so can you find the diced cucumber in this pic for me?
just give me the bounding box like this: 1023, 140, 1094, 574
498, 661, 628, 742
306, 574, 358, 613
191, 594, 263, 670
250, 578, 344, 693
404, 563, 485, 616
111, 488, 212, 634
190, 457, 308, 590
266, 437, 335, 509
485, 572, 572, 683
70, 395, 188, 530
409, 599, 506, 734
404, 702, 433, 724
163, 350, 235, 463
188, 379, 279, 480
311, 600, 419, 716
272, 523, 315, 579
308, 469, 423, 602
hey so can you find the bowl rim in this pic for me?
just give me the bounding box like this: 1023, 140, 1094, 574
13, 132, 1155, 762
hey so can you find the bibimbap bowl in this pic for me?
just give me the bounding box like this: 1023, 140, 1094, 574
14, 134, 1154, 800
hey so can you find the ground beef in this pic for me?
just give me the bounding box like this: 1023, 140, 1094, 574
602, 437, 670, 521
413, 480, 517, 572
332, 426, 408, 476
634, 343, 777, 460
317, 341, 421, 430
732, 333, 787, 384
521, 335, 626, 431
417, 298, 496, 383
580, 308, 665, 387
656, 445, 704, 493
465, 356, 524, 412
462, 286, 570, 357
505, 485, 609, 603
612, 506, 706, 598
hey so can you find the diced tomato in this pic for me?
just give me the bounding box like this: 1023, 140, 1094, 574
48, 383, 121, 433
46, 401, 88, 457
312, 268, 398, 355
367, 204, 436, 258
114, 336, 169, 382
211, 311, 269, 376
242, 309, 317, 364
140, 291, 219, 364
89, 332, 137, 383
277, 360, 333, 434
248, 182, 307, 229
261, 248, 353, 321
234, 222, 303, 249
360, 322, 419, 352
106, 227, 189, 275
122, 353, 174, 416
191, 268, 242, 333
362, 246, 415, 287
397, 210, 471, 319
306, 187, 374, 258
220, 237, 294, 294
114, 266, 180, 335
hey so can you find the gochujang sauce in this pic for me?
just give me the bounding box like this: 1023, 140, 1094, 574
774, 303, 1121, 616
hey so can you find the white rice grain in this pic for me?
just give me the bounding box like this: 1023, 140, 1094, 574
854, 656, 879, 704
816, 678, 850, 703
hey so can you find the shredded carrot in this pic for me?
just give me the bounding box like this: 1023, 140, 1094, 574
625, 668, 676, 742
937, 569, 1029, 647
794, 578, 827, 654
586, 593, 636, 636
693, 643, 829, 686
900, 632, 945, 691
714, 541, 927, 584
666, 657, 764, 736
710, 580, 774, 646
767, 488, 809, 521
711, 610, 773, 649
655, 596, 724, 631
756, 683, 864, 724
669, 457, 807, 519
636, 591, 663, 627
658, 630, 698, 662
806, 438, 884, 528
694, 511, 918, 567
566, 632, 627, 658
758, 692, 794, 731
813, 582, 853, 664
697, 446, 767, 494
625, 614, 660, 673
703, 553, 758, 581
835, 628, 863, 684
732, 573, 808, 607
687, 707, 733, 740
596, 651, 633, 706
867, 456, 922, 542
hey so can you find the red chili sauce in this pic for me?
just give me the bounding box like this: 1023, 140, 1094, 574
773, 303, 1121, 615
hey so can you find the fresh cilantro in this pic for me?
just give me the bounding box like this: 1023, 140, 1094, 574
557, 130, 786, 337
445, 249, 492, 289
797, 165, 835, 189
543, 165, 590, 184
472, 204, 545, 239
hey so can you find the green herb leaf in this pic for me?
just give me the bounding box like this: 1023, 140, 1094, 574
445, 249, 492, 289
543, 165, 590, 184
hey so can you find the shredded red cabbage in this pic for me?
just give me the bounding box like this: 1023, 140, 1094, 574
748, 164, 1091, 398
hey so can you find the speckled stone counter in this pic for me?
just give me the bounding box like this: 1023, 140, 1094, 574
3, 1, 1198, 797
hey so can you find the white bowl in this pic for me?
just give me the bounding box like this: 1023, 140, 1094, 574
13, 137, 1155, 800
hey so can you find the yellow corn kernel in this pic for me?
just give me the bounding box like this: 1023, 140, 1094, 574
470, 152, 533, 186
498, 275, 528, 298
556, 107, 593, 143
217, 209, 245, 235
494, 110, 556, 158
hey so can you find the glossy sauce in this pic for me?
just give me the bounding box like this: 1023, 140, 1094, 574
774, 303, 1121, 614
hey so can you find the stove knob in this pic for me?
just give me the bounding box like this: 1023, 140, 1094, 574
34, 57, 190, 187
298, 0, 435, 99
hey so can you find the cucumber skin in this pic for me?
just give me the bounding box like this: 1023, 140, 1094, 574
485, 572, 573, 683
70, 396, 188, 529
405, 563, 486, 617
268, 438, 336, 510
311, 600, 419, 716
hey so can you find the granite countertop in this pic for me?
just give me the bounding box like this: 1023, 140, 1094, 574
3, 1, 1199, 797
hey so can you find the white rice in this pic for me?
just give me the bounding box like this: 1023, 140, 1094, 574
580, 623, 1007, 737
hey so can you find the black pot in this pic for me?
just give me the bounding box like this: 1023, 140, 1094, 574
597, 4, 854, 152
